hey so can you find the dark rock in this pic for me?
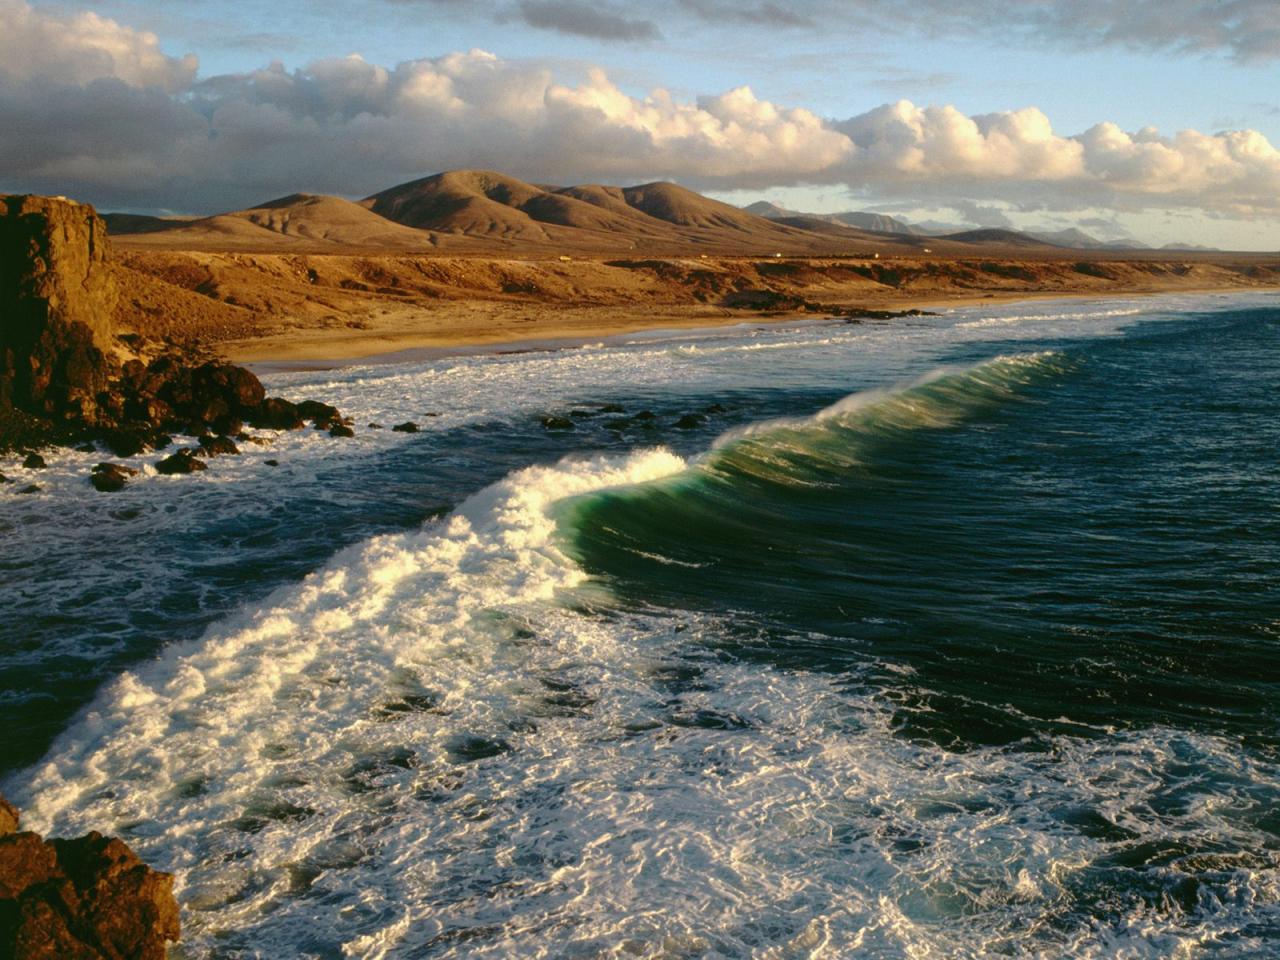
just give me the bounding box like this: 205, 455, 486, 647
391, 421, 419, 433
540, 416, 574, 431
248, 397, 303, 431
674, 413, 706, 429
102, 426, 154, 458
75, 443, 97, 453
569, 409, 598, 419
90, 468, 128, 493
21, 453, 45, 469
154, 450, 206, 475
329, 424, 355, 438
17, 484, 39, 494
264, 459, 280, 467
0, 799, 181, 960
197, 434, 239, 457
210, 413, 243, 438
297, 400, 342, 428
703, 403, 727, 414
368, 423, 384, 429
633, 410, 656, 421
599, 404, 626, 414
0, 472, 9, 483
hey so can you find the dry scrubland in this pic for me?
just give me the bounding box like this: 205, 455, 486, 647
101, 169, 1280, 362
111, 248, 1280, 363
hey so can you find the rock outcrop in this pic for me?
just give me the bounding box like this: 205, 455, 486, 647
0, 196, 117, 427
0, 793, 179, 959
1, 195, 353, 464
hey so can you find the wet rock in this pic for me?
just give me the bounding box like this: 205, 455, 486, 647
674, 413, 706, 429
93, 461, 139, 479
297, 400, 342, 428
248, 397, 303, 431
540, 416, 574, 431
703, 403, 727, 414
633, 410, 656, 421
264, 459, 280, 467
155, 450, 206, 475
368, 423, 384, 430
102, 426, 155, 458
328, 424, 355, 438
0, 795, 180, 960
90, 465, 130, 492
599, 404, 626, 414
17, 484, 39, 494
21, 453, 45, 469
197, 434, 239, 457
75, 443, 97, 453
391, 421, 419, 433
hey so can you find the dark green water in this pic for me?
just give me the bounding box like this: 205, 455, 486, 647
565, 311, 1280, 749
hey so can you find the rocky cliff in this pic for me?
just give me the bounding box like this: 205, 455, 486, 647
0, 196, 118, 426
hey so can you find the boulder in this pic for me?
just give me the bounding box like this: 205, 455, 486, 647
0, 794, 180, 960
328, 424, 355, 438
248, 398, 303, 431
196, 434, 239, 457
540, 416, 574, 431
674, 413, 706, 429
154, 450, 206, 475
391, 421, 419, 433
0, 196, 118, 425
21, 453, 45, 469
297, 400, 342, 428
90, 462, 137, 492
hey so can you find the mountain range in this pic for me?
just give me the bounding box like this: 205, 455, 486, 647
105, 170, 1214, 255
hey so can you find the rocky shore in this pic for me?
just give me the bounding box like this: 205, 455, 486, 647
0, 794, 179, 959
0, 195, 352, 489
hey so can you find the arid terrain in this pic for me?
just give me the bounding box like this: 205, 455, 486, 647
103, 169, 1280, 363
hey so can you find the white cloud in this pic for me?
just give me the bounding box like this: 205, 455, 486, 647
0, 0, 196, 91
0, 0, 1278, 228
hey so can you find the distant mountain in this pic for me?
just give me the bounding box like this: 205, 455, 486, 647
107, 193, 438, 250
743, 201, 920, 236
114, 170, 938, 254
1160, 241, 1219, 252
1029, 227, 1105, 249
941, 228, 1058, 247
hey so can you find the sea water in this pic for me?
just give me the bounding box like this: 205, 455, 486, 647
2, 293, 1279, 958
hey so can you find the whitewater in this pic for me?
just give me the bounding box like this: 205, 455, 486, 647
3, 293, 1279, 958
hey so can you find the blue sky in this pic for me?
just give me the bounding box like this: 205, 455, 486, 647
6, 0, 1280, 248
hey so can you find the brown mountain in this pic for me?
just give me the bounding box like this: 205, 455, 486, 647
111, 169, 935, 254
116, 193, 443, 251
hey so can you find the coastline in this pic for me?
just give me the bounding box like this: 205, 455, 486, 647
226, 285, 1280, 369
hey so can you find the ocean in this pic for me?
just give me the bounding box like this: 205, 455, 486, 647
2, 292, 1279, 958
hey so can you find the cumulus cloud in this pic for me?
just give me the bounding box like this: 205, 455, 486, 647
0, 0, 196, 91
1, 0, 1278, 223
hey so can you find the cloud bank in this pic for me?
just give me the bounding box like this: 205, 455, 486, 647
1, 0, 1278, 223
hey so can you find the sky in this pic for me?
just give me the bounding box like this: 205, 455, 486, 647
2, 0, 1279, 248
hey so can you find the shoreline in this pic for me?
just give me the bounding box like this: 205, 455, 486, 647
234, 285, 1280, 371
